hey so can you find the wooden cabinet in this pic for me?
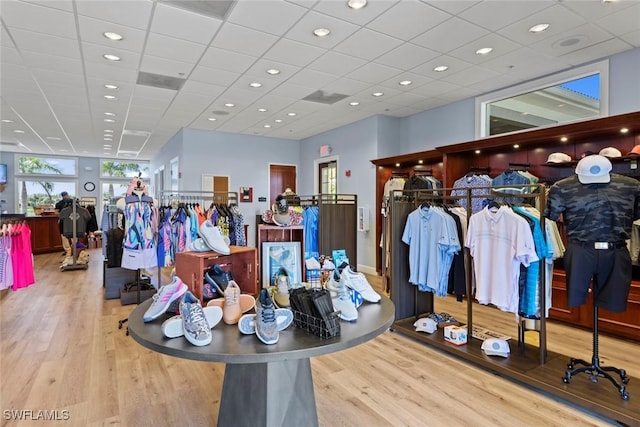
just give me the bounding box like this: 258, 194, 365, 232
175, 246, 257, 304
25, 216, 63, 254
256, 224, 304, 287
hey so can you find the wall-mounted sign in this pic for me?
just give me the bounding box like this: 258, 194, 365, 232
319, 144, 332, 157
240, 187, 253, 203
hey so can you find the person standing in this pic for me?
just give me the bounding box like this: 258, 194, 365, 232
55, 191, 72, 255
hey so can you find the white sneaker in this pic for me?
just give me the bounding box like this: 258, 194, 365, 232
340, 266, 381, 303
143, 277, 188, 322
326, 271, 358, 321
161, 306, 223, 338
198, 222, 230, 255
237, 309, 294, 334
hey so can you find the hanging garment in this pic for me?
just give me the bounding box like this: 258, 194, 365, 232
302, 206, 319, 260
0, 225, 13, 291
451, 174, 492, 214
121, 194, 157, 270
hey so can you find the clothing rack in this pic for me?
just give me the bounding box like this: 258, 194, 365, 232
159, 190, 238, 208
507, 162, 531, 170
388, 184, 548, 364
61, 197, 89, 272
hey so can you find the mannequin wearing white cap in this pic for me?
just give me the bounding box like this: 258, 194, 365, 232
545, 154, 640, 312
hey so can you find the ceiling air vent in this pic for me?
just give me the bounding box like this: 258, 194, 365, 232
303, 90, 349, 105
211, 110, 230, 116
158, 0, 237, 20
137, 71, 186, 91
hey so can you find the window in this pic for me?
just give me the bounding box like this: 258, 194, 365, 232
318, 160, 337, 195
15, 155, 77, 213
170, 157, 179, 192
17, 155, 77, 176
101, 181, 130, 207
101, 160, 149, 178
477, 60, 608, 138
17, 180, 76, 215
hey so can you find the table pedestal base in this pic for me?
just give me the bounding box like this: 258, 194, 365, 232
218, 358, 319, 427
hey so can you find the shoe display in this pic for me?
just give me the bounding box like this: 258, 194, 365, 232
340, 266, 381, 303
255, 288, 279, 345
179, 291, 212, 346
162, 306, 223, 338
206, 293, 256, 313
349, 288, 364, 309
198, 221, 230, 255
237, 308, 294, 334
143, 277, 188, 322
204, 264, 233, 295
222, 280, 242, 325
189, 238, 210, 252
326, 271, 358, 322
273, 267, 290, 308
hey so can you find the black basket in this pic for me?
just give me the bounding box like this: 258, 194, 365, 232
293, 310, 341, 339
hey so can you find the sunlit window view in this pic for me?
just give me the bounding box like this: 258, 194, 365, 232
319, 161, 337, 195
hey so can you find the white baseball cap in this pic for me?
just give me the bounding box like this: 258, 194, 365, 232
481, 338, 510, 357
413, 317, 437, 334
575, 154, 612, 184
546, 152, 572, 164
599, 146, 622, 158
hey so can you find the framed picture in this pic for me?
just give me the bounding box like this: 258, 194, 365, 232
262, 242, 302, 287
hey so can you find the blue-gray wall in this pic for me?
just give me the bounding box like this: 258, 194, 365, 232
609, 48, 640, 115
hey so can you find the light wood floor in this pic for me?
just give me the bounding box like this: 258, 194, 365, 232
1, 250, 636, 426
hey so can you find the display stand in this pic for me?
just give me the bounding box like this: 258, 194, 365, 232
563, 284, 630, 400
60, 198, 88, 272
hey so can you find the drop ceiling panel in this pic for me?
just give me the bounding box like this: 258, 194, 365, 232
31, 68, 85, 88
367, 0, 451, 41
311, 0, 397, 26
269, 82, 317, 99
284, 11, 360, 49
83, 61, 139, 83
530, 23, 616, 57
76, 0, 153, 30
77, 15, 148, 53
217, 86, 264, 106
375, 42, 440, 70
247, 94, 298, 112
561, 0, 637, 21
497, 5, 586, 47
440, 65, 501, 87
379, 71, 433, 91
21, 0, 74, 13
199, 47, 258, 74
264, 38, 326, 67
21, 51, 83, 76
8, 28, 81, 59
384, 91, 430, 107
479, 47, 569, 81
180, 81, 227, 99
306, 51, 367, 77
81, 41, 142, 70
189, 65, 240, 87
595, 4, 640, 37
244, 59, 301, 80
411, 17, 490, 54
1, 46, 24, 65
408, 80, 463, 98
560, 38, 634, 68
621, 29, 640, 47
346, 62, 402, 84
333, 28, 403, 61
436, 85, 482, 102
144, 32, 207, 63
459, 1, 553, 32
2, 0, 77, 39
410, 55, 473, 78
286, 68, 339, 89
170, 92, 216, 113
226, 0, 307, 36
322, 78, 370, 97
151, 3, 222, 44
211, 23, 279, 58
448, 33, 523, 65
140, 55, 196, 79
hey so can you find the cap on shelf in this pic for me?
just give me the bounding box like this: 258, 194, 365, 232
599, 147, 622, 158
626, 145, 640, 157
481, 338, 510, 357
413, 317, 437, 334
546, 152, 572, 164
575, 154, 612, 184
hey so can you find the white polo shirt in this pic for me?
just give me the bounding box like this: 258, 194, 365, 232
466, 206, 538, 313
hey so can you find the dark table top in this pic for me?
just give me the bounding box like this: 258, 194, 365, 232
128, 296, 395, 364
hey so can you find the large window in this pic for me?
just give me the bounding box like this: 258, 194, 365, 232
17, 180, 76, 214
476, 60, 608, 138
101, 160, 149, 179
15, 155, 78, 213
318, 160, 337, 195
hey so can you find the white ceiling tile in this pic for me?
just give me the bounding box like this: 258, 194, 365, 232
529, 23, 617, 57
218, 87, 264, 106
322, 78, 371, 96
411, 17, 490, 54
560, 0, 637, 21
269, 82, 319, 100
81, 41, 142, 70
151, 3, 222, 44
379, 71, 434, 91
311, 0, 398, 26
375, 43, 440, 70
435, 85, 482, 102
21, 0, 74, 13
31, 68, 85, 88
426, 0, 479, 15
189, 66, 240, 87
459, 1, 554, 32
620, 29, 640, 48
409, 80, 464, 97
471, 73, 522, 94
180, 81, 227, 99
410, 55, 474, 78
2, 0, 77, 39
199, 47, 257, 74
284, 11, 360, 49
440, 65, 501, 87
355, 84, 403, 100
594, 4, 640, 37
230, 74, 281, 94
9, 27, 81, 59
367, 0, 451, 41
140, 55, 195, 78
333, 28, 403, 61
249, 94, 298, 113
480, 47, 569, 81
384, 91, 430, 107
145, 32, 207, 63
22, 52, 83, 76
559, 38, 634, 68
76, 0, 153, 30
287, 68, 338, 89
447, 32, 523, 65
244, 59, 302, 80
227, 0, 307, 36
346, 62, 403, 84
83, 60, 139, 84
264, 38, 326, 67
1, 46, 24, 65
305, 51, 368, 77
497, 5, 586, 47
78, 16, 148, 53
212, 23, 279, 58
133, 85, 177, 103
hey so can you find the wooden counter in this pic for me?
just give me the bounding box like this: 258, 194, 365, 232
25, 215, 64, 254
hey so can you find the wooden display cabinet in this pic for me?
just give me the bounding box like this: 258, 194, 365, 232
175, 246, 258, 304
25, 216, 64, 254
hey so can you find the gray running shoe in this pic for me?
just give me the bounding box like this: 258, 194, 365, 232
238, 308, 294, 335
143, 277, 188, 322
180, 291, 212, 346
255, 288, 279, 345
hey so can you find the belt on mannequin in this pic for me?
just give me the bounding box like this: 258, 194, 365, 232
569, 240, 627, 250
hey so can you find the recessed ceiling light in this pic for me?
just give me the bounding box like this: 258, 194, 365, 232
103, 134, 112, 138
621, 128, 629, 134
104, 129, 114, 133
46, 136, 61, 140
104, 119, 115, 123
529, 23, 550, 33
266, 68, 280, 75
103, 144, 112, 147
560, 136, 568, 142
103, 54, 121, 61
104, 112, 115, 116
224, 103, 235, 107
349, 101, 360, 106
433, 65, 449, 72
399, 80, 412, 86
418, 160, 424, 164
513, 144, 520, 149
207, 117, 217, 121
313, 28, 331, 37
372, 92, 384, 97
13, 130, 24, 133
104, 84, 118, 90
257, 108, 268, 112
476, 47, 493, 55
275, 119, 283, 123
1, 119, 14, 123
58, 149, 68, 152
347, 0, 367, 9
287, 112, 297, 116
395, 163, 400, 167
249, 82, 262, 88
474, 149, 481, 154
264, 124, 271, 128
103, 95, 117, 100
103, 32, 123, 41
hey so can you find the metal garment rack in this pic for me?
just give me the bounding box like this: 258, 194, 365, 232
158, 190, 239, 207
388, 184, 549, 364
